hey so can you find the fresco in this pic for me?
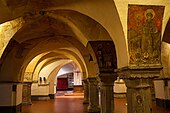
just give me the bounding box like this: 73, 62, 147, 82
128, 5, 164, 66
24, 72, 33, 82
0, 17, 24, 58
89, 41, 117, 72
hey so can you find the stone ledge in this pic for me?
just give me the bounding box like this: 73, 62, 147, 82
0, 104, 22, 113
114, 92, 126, 98
156, 98, 170, 108
154, 77, 170, 80
117, 66, 162, 79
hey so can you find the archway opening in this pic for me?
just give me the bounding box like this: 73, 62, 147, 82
55, 62, 83, 96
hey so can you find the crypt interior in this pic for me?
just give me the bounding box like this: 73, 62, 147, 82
0, 0, 170, 113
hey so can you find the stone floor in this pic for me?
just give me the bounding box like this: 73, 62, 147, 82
22, 91, 170, 113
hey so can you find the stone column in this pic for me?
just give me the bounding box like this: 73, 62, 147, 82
22, 82, 32, 105
125, 78, 153, 113
87, 77, 100, 113
119, 66, 162, 113
82, 79, 89, 104
98, 73, 117, 113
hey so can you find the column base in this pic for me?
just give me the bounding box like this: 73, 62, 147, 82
49, 94, 55, 99
88, 107, 100, 113
83, 100, 89, 104
22, 101, 32, 105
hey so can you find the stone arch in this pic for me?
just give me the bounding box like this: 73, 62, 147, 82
0, 1, 128, 68
34, 50, 86, 80
0, 7, 121, 82
0, 37, 88, 82
45, 10, 118, 70
22, 39, 89, 81
47, 61, 74, 95
47, 61, 75, 82
33, 57, 69, 81
24, 52, 69, 82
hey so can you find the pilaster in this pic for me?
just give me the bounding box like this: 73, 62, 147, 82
87, 77, 100, 113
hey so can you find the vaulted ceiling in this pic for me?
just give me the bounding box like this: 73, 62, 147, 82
0, 0, 170, 82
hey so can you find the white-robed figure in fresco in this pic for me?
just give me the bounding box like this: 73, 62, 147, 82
142, 9, 157, 61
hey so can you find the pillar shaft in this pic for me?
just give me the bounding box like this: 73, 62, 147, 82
82, 79, 89, 104
125, 79, 152, 113
22, 82, 32, 105
98, 73, 117, 113
119, 66, 162, 113
87, 77, 100, 113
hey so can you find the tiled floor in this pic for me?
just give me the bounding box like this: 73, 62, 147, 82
22, 96, 88, 113
22, 92, 170, 113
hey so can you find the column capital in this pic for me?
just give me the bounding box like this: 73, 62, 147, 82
98, 72, 118, 85
117, 65, 162, 79
87, 77, 98, 85
124, 78, 153, 89
82, 79, 88, 84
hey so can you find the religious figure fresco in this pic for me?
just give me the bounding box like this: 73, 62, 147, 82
89, 41, 117, 72
128, 5, 164, 66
